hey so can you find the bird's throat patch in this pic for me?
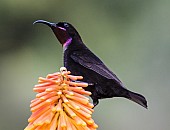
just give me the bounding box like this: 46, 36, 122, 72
63, 38, 72, 50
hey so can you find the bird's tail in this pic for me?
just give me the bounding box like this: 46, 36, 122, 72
127, 91, 147, 109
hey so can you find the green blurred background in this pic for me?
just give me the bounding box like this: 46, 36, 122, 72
0, 0, 170, 130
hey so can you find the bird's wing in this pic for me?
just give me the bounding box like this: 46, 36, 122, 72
70, 50, 122, 83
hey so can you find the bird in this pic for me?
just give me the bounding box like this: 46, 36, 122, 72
33, 20, 147, 108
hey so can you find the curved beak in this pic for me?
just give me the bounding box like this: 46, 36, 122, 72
33, 20, 70, 45
33, 20, 56, 28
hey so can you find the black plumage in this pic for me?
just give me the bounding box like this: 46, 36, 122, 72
34, 20, 147, 108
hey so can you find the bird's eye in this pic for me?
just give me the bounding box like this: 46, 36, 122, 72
57, 22, 67, 28
64, 23, 69, 28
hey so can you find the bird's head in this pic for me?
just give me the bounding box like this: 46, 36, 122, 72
33, 20, 82, 47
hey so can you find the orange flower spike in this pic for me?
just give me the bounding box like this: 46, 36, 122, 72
25, 67, 98, 130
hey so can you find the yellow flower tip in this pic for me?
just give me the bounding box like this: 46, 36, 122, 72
68, 92, 74, 96
78, 76, 83, 79
57, 91, 62, 95
93, 123, 99, 128
52, 108, 56, 112
88, 103, 94, 108
45, 88, 53, 92
25, 67, 98, 130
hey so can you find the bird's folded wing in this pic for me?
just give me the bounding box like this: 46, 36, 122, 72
70, 50, 122, 84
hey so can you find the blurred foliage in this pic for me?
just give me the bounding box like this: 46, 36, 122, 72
0, 0, 170, 130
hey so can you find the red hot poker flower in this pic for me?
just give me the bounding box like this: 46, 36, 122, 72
25, 67, 98, 130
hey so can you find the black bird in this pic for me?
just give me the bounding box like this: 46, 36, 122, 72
33, 20, 147, 108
